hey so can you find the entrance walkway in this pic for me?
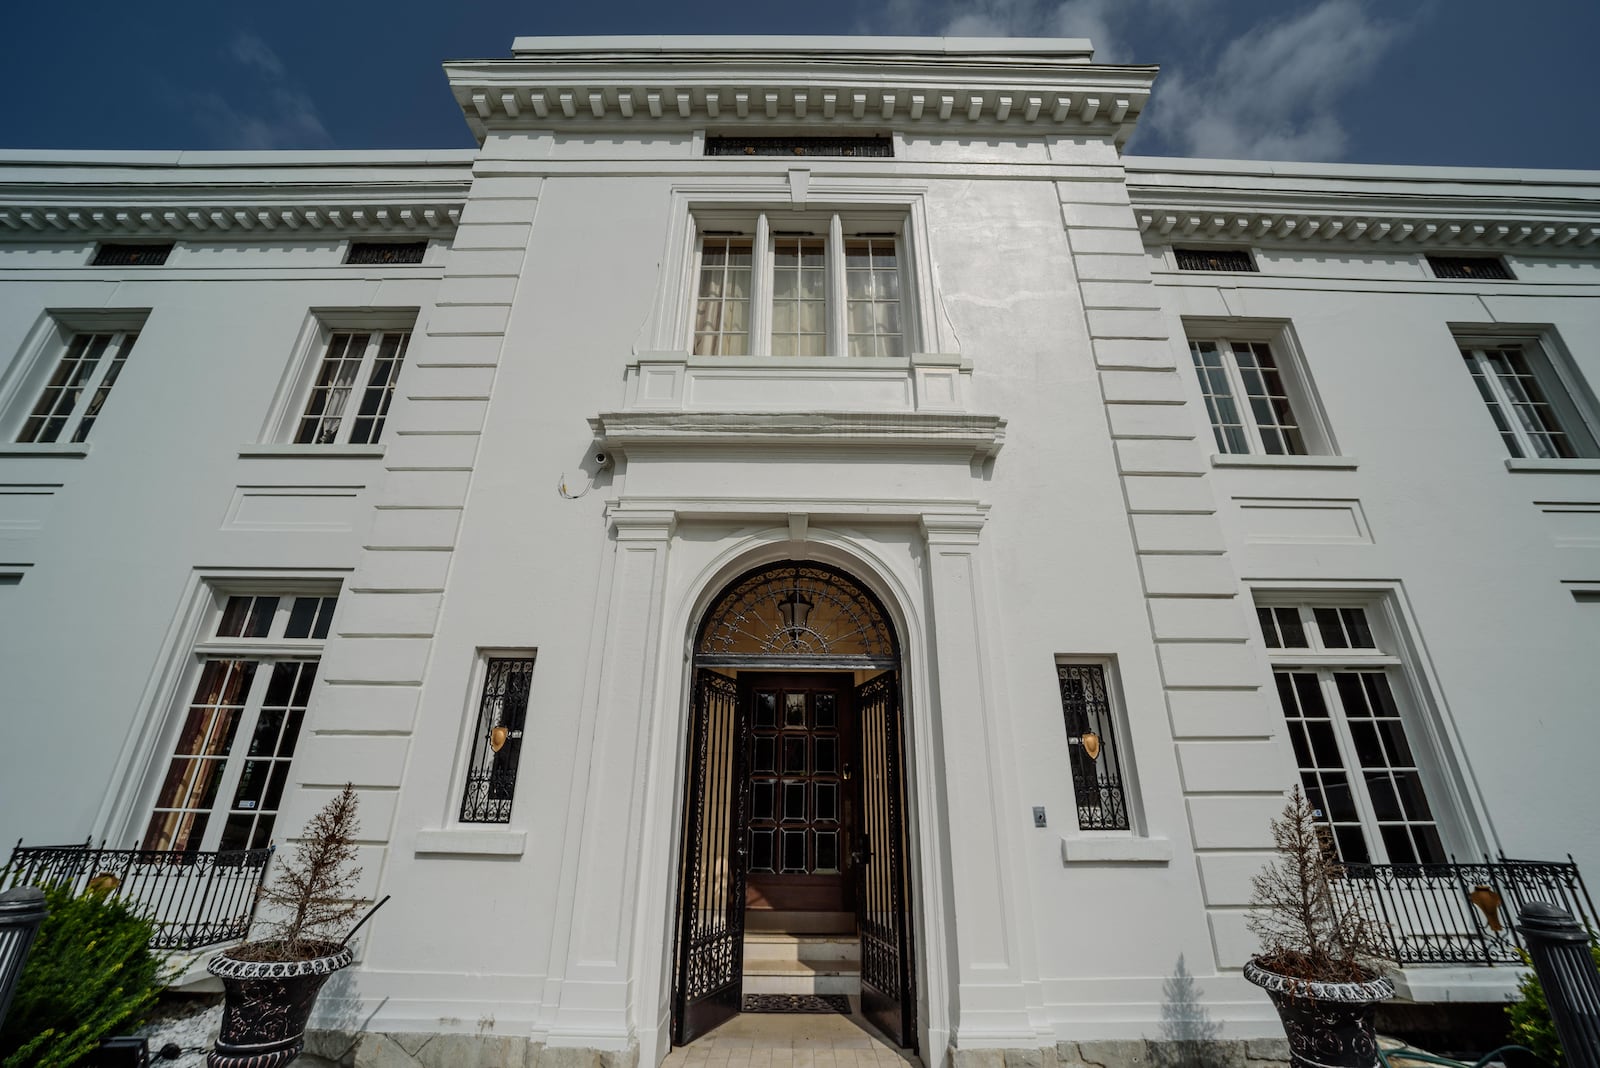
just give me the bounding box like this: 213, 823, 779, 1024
664, 1000, 919, 1068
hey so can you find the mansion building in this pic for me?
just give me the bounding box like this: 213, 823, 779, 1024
2, 35, 1599, 1068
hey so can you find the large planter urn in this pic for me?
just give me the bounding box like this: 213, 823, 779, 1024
1243, 958, 1395, 1068
207, 942, 354, 1068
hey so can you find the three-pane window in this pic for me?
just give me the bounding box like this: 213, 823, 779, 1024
17, 331, 138, 444
142, 592, 338, 854
1258, 603, 1446, 866
295, 330, 410, 445
1189, 338, 1306, 455
690, 213, 908, 358
1460, 341, 1595, 459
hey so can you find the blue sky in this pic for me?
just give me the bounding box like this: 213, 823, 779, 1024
6, 0, 1599, 168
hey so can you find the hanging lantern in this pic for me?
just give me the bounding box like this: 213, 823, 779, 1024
1467, 884, 1504, 933
490, 725, 510, 753
778, 589, 814, 631
1080, 732, 1101, 761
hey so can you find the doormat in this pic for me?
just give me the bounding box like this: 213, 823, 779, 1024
742, 994, 852, 1015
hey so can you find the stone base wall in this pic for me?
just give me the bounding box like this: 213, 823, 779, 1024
951, 1040, 1291, 1068
300, 1031, 639, 1068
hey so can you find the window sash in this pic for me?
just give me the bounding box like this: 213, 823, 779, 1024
141, 593, 335, 854
689, 214, 908, 358
1261, 603, 1447, 866
18, 331, 138, 444
1461, 345, 1577, 459
1189, 338, 1305, 456
295, 330, 410, 445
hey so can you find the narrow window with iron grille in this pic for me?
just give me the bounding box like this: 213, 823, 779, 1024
1174, 247, 1258, 273
1057, 661, 1131, 831
346, 241, 428, 265
460, 654, 536, 824
1426, 254, 1513, 281
93, 242, 174, 266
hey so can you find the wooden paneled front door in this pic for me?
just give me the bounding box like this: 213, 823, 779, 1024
739, 673, 857, 916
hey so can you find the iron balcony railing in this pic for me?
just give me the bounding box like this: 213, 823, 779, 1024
1332, 856, 1597, 967
2, 839, 272, 951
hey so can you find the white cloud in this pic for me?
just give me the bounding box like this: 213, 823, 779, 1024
1141, 1, 1408, 160
863, 0, 1409, 162
186, 32, 332, 150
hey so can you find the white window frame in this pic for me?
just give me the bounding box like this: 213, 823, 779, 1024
0, 309, 150, 446
686, 209, 916, 357
1183, 318, 1336, 457
1453, 328, 1598, 460
1253, 589, 1477, 866
641, 185, 952, 359
134, 581, 341, 854
258, 308, 418, 448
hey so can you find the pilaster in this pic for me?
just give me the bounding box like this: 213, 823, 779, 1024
920, 511, 1040, 1046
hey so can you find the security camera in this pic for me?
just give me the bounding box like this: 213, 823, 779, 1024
593, 451, 612, 468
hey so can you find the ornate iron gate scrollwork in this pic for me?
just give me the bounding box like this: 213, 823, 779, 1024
673, 670, 748, 1045
855, 671, 915, 1049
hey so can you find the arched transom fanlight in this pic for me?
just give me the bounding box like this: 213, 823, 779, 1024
696, 562, 897, 665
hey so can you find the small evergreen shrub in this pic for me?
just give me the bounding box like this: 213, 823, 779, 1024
1506, 940, 1600, 1067
0, 883, 165, 1068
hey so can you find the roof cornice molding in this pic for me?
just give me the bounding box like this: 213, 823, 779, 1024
0, 184, 467, 240
444, 55, 1155, 147
1130, 192, 1600, 252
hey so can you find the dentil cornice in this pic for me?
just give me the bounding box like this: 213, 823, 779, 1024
447, 37, 1155, 148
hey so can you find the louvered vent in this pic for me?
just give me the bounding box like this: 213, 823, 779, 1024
346, 241, 428, 265
93, 243, 173, 266
706, 136, 893, 158
1174, 247, 1258, 273
1426, 255, 1513, 280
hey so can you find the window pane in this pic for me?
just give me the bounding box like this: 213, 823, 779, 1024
71, 333, 137, 443
296, 332, 366, 445
19, 333, 111, 444
348, 331, 410, 445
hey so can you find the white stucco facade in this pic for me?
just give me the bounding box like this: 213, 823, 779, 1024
2, 36, 1598, 1067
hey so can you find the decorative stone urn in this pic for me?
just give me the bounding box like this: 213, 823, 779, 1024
207, 943, 354, 1068
1243, 958, 1396, 1068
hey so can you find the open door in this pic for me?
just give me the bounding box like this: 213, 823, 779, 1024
672, 670, 749, 1045
854, 672, 916, 1049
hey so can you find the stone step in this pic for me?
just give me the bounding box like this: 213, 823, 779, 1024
741, 957, 862, 996
743, 933, 861, 963
744, 909, 856, 934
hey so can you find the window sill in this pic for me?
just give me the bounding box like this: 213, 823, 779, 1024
1505, 457, 1600, 474
1060, 835, 1171, 865
0, 442, 92, 458
414, 827, 525, 857
238, 444, 386, 460
1211, 454, 1357, 471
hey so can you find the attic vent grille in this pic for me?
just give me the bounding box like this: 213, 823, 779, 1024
1426, 254, 1513, 281
706, 136, 893, 158
93, 243, 173, 266
346, 241, 428, 265
1174, 247, 1258, 273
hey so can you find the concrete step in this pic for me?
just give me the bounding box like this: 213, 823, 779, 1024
743, 933, 861, 964
741, 957, 862, 996
744, 910, 856, 934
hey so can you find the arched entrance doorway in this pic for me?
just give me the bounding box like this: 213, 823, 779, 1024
672, 561, 915, 1051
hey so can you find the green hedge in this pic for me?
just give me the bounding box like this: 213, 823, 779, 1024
0, 884, 165, 1068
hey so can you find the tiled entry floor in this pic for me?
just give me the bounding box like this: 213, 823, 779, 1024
663, 1000, 920, 1068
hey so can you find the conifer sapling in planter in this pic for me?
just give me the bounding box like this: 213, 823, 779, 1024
1244, 787, 1394, 1068
208, 784, 387, 1068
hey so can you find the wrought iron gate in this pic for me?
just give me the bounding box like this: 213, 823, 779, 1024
855, 672, 915, 1049
673, 670, 749, 1045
